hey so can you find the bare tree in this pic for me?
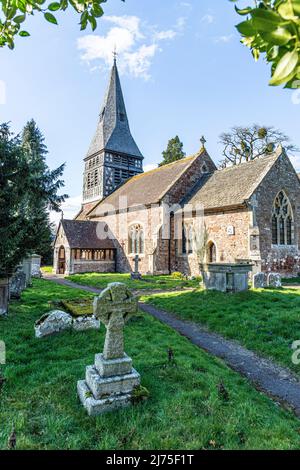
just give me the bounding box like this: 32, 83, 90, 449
219, 124, 298, 168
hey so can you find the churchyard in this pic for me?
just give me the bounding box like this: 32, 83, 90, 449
1, 276, 300, 449
65, 272, 200, 291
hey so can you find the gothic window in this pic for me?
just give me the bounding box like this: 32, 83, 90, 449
207, 241, 217, 263
128, 224, 144, 255
272, 191, 294, 245
182, 223, 194, 254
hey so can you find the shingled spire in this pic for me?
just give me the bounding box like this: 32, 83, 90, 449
82, 58, 144, 203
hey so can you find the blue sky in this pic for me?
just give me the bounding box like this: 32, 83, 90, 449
1, 0, 299, 222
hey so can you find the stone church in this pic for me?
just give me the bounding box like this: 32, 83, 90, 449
54, 58, 300, 277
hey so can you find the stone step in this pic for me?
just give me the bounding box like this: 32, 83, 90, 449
77, 380, 132, 416
94, 353, 133, 378
85, 365, 140, 400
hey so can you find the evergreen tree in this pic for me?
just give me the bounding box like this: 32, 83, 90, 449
159, 136, 186, 167
0, 121, 67, 277
21, 119, 67, 264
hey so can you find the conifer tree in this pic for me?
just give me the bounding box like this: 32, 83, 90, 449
159, 136, 186, 167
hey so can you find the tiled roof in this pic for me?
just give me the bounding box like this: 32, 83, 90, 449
88, 153, 201, 216
61, 220, 115, 249
187, 150, 281, 210
86, 60, 143, 160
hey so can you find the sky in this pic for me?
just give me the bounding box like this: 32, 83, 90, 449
1, 0, 300, 224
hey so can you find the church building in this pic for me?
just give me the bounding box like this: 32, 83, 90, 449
54, 59, 300, 277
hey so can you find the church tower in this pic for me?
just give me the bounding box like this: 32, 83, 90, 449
82, 57, 144, 204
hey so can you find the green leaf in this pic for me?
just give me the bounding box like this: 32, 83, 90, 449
269, 49, 299, 86
236, 20, 255, 36
19, 30, 30, 37
48, 2, 61, 11
251, 8, 284, 32
278, 1, 297, 20
44, 12, 58, 24
260, 26, 292, 46
13, 15, 26, 24
235, 5, 252, 16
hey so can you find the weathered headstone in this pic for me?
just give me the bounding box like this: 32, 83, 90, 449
31, 254, 42, 278
253, 272, 267, 289
9, 267, 26, 299
267, 272, 282, 288
131, 255, 142, 280
0, 278, 9, 316
77, 282, 141, 416
22, 258, 32, 287
34, 310, 73, 338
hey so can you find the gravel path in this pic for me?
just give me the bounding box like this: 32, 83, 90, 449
44, 274, 300, 417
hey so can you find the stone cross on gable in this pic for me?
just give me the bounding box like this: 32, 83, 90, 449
93, 282, 138, 360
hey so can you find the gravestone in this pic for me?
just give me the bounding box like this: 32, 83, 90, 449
9, 267, 26, 299
22, 258, 32, 287
31, 254, 42, 278
77, 282, 141, 416
130, 255, 142, 280
0, 278, 9, 316
268, 272, 282, 288
253, 272, 267, 289
200, 263, 252, 293
34, 310, 73, 338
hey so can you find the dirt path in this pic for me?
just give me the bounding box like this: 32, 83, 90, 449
44, 274, 300, 417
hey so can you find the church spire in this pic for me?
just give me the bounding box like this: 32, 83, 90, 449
86, 59, 143, 159
82, 59, 144, 203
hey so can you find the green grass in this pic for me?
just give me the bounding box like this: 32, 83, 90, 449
1, 280, 300, 449
41, 266, 53, 273
144, 287, 300, 375
66, 273, 199, 291
282, 277, 300, 285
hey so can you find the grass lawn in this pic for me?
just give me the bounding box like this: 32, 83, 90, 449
66, 272, 199, 291
0, 280, 300, 450
282, 277, 300, 285
41, 266, 53, 274
144, 287, 300, 375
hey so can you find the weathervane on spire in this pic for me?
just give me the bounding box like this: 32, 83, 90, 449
113, 46, 118, 63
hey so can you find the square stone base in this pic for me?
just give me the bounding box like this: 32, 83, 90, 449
95, 353, 132, 378
86, 365, 140, 400
77, 353, 141, 416
77, 380, 132, 417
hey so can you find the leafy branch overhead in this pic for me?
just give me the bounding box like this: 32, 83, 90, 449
0, 0, 124, 49
232, 0, 300, 88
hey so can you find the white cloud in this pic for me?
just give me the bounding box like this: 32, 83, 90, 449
153, 30, 177, 41
50, 195, 82, 227
201, 14, 214, 24
215, 34, 234, 44
77, 14, 186, 79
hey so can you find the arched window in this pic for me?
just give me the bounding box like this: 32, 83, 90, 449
207, 241, 217, 263
182, 223, 194, 254
128, 224, 144, 255
272, 191, 293, 245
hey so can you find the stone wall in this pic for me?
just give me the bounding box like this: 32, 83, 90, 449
71, 260, 116, 274
254, 154, 300, 276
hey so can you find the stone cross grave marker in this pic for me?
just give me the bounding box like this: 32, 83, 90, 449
77, 282, 141, 416
131, 255, 142, 280
94, 282, 138, 360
